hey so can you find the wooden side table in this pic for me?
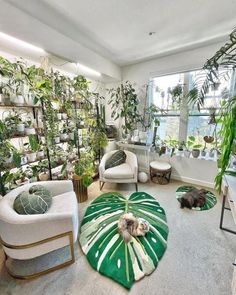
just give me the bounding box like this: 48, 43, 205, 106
150, 161, 172, 184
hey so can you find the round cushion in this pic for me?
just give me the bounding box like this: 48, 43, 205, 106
138, 172, 149, 183
13, 185, 52, 215
150, 161, 171, 171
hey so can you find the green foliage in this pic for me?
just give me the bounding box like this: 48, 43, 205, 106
215, 99, 236, 191
74, 154, 94, 187
28, 134, 40, 152
108, 81, 141, 134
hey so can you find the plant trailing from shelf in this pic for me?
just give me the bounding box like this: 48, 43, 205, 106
108, 81, 141, 137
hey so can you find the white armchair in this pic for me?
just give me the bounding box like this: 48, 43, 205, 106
0, 180, 79, 279
99, 150, 138, 191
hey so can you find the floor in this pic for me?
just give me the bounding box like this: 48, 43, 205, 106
0, 180, 235, 295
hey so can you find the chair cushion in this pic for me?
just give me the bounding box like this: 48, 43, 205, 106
150, 161, 171, 171
13, 185, 52, 215
105, 150, 126, 170
48, 191, 77, 214
104, 163, 134, 179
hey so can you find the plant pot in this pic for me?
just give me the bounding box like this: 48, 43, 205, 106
54, 136, 60, 144
57, 113, 62, 120
192, 149, 200, 158
69, 132, 74, 140
37, 150, 44, 159
25, 127, 36, 135
21, 155, 28, 165
26, 152, 37, 162
184, 150, 191, 158
72, 175, 88, 203
39, 172, 49, 181
17, 123, 25, 134
201, 150, 207, 157
62, 113, 68, 120
60, 133, 69, 141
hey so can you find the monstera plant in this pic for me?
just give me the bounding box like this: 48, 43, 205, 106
79, 191, 168, 289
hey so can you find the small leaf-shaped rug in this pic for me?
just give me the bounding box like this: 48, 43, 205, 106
176, 185, 217, 211
79, 192, 168, 289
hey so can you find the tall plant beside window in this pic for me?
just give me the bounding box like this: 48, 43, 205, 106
108, 81, 141, 136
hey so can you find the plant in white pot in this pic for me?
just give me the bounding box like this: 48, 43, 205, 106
37, 160, 50, 181
13, 168, 30, 186
37, 143, 45, 160
183, 136, 202, 158
60, 124, 69, 141
25, 134, 39, 163
25, 118, 36, 135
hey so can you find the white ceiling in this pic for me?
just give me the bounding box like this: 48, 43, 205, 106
0, 0, 236, 77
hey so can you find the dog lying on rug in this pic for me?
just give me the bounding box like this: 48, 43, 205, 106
118, 213, 150, 243
180, 188, 208, 209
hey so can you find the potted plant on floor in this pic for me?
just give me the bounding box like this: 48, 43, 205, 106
108, 81, 141, 141
72, 153, 94, 202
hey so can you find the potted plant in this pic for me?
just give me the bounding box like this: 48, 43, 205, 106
72, 153, 94, 202
25, 118, 36, 135
37, 160, 50, 181
60, 124, 69, 141
25, 134, 39, 162
37, 144, 45, 160
13, 168, 30, 186
108, 81, 141, 140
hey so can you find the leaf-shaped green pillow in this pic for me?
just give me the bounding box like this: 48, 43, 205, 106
105, 150, 126, 170
14, 185, 52, 215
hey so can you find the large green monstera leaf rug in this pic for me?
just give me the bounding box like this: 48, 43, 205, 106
176, 185, 217, 211
79, 192, 168, 289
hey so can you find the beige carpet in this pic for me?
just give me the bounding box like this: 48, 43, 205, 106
0, 179, 235, 295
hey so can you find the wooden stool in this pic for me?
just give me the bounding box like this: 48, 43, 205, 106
150, 161, 172, 184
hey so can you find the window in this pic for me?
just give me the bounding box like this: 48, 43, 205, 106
151, 69, 233, 143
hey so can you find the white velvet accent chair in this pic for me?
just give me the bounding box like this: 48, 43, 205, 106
99, 150, 138, 191
0, 180, 79, 279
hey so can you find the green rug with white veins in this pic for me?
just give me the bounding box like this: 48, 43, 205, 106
176, 185, 217, 210
79, 192, 169, 289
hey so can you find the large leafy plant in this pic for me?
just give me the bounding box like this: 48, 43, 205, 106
108, 81, 141, 135
74, 154, 94, 187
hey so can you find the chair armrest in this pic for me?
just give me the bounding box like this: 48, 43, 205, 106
125, 151, 138, 181
5, 180, 73, 199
